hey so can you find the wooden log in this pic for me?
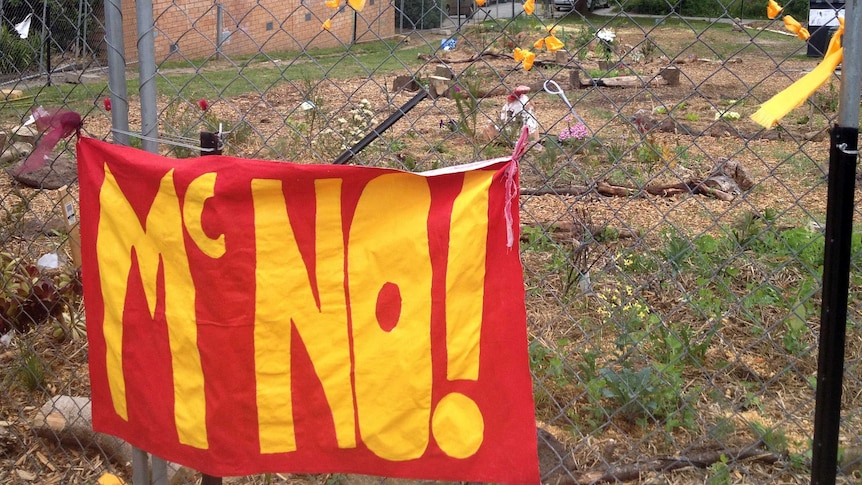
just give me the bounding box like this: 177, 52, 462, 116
391, 75, 420, 93
434, 64, 453, 78
555, 50, 570, 65
558, 443, 778, 485
658, 66, 680, 86
575, 68, 671, 89
428, 75, 451, 98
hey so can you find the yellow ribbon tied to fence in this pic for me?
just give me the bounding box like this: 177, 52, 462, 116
523, 0, 535, 15
750, 5, 844, 129
767, 0, 782, 19
783, 15, 811, 40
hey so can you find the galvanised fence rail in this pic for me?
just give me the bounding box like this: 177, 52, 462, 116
1, 0, 861, 483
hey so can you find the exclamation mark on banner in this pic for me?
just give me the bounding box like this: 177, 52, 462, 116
431, 171, 493, 459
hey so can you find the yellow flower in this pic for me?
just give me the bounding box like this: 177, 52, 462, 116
513, 47, 526, 61
545, 35, 564, 52
326, 0, 339, 7
783, 15, 810, 40
523, 51, 535, 70
513, 47, 535, 70
347, 0, 366, 10
767, 0, 782, 19
322, 18, 332, 30
523, 0, 535, 15
533, 29, 564, 52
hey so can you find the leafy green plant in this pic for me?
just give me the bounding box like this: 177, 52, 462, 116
588, 68, 624, 78
749, 421, 789, 454
814, 81, 839, 113
451, 71, 484, 140
639, 38, 659, 62
783, 298, 811, 355
707, 454, 731, 485
529, 339, 574, 388
602, 135, 630, 162
569, 26, 596, 60
685, 112, 700, 122
661, 230, 693, 272
5, 347, 47, 392
0, 26, 38, 74
534, 137, 562, 176
0, 252, 81, 334
52, 308, 87, 342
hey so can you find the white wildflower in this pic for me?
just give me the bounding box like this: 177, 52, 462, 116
714, 110, 740, 121
596, 28, 616, 43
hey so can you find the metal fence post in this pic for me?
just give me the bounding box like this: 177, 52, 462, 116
215, 2, 223, 60
132, 0, 165, 481
137, 0, 159, 153
811, 1, 862, 484
105, 0, 129, 145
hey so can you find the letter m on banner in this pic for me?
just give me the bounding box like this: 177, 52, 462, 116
76, 137, 540, 484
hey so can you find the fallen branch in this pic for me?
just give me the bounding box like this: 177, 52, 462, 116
522, 180, 733, 200
417, 51, 511, 64
418, 51, 563, 70
598, 180, 734, 201
558, 443, 780, 485
521, 221, 640, 241
521, 186, 592, 197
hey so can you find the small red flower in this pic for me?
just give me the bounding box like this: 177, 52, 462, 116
198, 99, 209, 111
103, 98, 111, 112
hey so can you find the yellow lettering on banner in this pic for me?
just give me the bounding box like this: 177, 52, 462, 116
184, 173, 225, 259
252, 179, 354, 454
430, 171, 490, 459
444, 171, 491, 381
97, 166, 208, 449
348, 173, 433, 461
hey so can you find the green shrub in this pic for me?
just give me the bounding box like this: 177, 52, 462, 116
396, 0, 441, 30
0, 26, 37, 74
624, 0, 807, 18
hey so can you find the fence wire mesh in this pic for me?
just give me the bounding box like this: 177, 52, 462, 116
1, 0, 860, 483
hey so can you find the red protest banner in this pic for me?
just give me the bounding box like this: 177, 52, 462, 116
76, 137, 538, 484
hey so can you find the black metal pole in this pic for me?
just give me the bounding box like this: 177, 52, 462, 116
333, 89, 428, 165
811, 125, 858, 485
201, 131, 222, 156
811, 2, 861, 483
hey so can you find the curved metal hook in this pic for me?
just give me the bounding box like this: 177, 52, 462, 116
543, 79, 586, 125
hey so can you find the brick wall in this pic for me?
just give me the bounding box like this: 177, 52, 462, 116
122, 0, 395, 62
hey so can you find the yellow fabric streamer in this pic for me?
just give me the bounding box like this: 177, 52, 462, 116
534, 26, 565, 52
523, 0, 535, 15
751, 18, 844, 128
767, 0, 782, 19
326, 0, 339, 8
534, 35, 564, 52
347, 0, 366, 10
477, 0, 486, 6
513, 47, 536, 71
322, 18, 332, 30
783, 15, 811, 40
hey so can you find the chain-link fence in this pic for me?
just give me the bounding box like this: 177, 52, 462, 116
2, 0, 860, 483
